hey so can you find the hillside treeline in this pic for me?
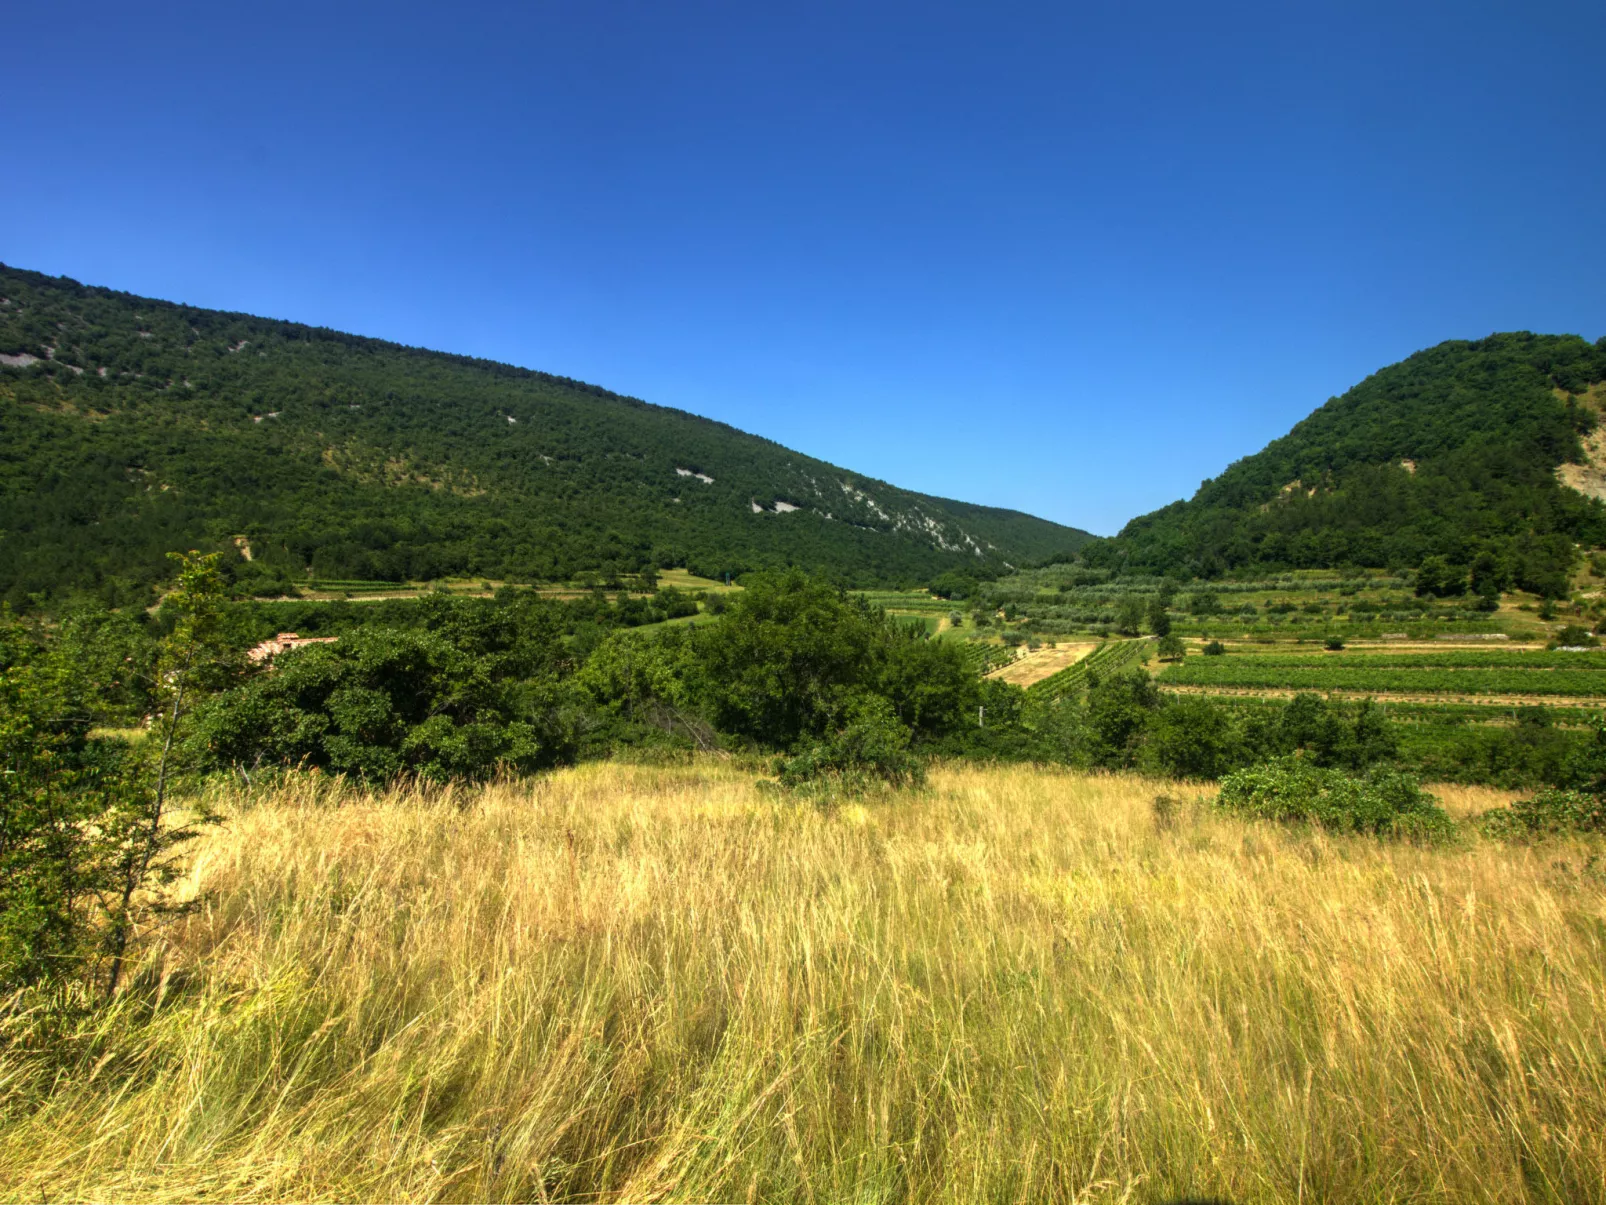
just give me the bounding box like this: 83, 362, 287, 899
1092, 333, 1606, 591
0, 265, 1087, 609
12, 569, 1603, 790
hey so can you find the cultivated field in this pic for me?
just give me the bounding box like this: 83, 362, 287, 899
986, 640, 1100, 687
1153, 644, 1606, 722
985, 568, 1548, 643
1160, 648, 1606, 698
3, 762, 1603, 1203
1028, 638, 1156, 700
968, 566, 1606, 755
854, 588, 954, 636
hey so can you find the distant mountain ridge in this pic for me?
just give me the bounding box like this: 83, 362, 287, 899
1087, 332, 1606, 592
0, 265, 1090, 606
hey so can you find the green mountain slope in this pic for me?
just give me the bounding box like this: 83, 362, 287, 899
0, 265, 1089, 606
1090, 333, 1606, 591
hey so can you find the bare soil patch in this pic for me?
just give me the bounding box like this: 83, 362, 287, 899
989, 642, 1100, 687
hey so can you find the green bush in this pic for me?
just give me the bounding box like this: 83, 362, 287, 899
0, 653, 128, 987
1202, 640, 1227, 656
696, 571, 977, 750
1145, 698, 1241, 779
777, 694, 924, 793
1216, 757, 1453, 840
1, 553, 234, 991
192, 628, 575, 782
1548, 624, 1599, 649
1479, 789, 1606, 838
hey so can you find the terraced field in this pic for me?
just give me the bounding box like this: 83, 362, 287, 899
957, 641, 1022, 675
854, 588, 956, 634
854, 590, 952, 614
1159, 649, 1606, 699
976, 566, 1561, 644
1026, 638, 1155, 700
986, 641, 1100, 688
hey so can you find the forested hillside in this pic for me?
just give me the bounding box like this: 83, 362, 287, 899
0, 265, 1089, 607
1091, 333, 1606, 592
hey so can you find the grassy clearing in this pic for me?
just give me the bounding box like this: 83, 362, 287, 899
2, 762, 1604, 1202
854, 589, 953, 636
656, 568, 742, 595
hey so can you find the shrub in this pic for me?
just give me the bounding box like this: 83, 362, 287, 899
1549, 624, 1599, 649
1147, 698, 1241, 779
1325, 636, 1345, 651
0, 553, 233, 991
1114, 596, 1145, 637
1479, 789, 1606, 838
1202, 640, 1227, 656
1147, 599, 1171, 637
777, 694, 924, 792
1083, 670, 1164, 767
193, 628, 575, 782
1416, 556, 1467, 598
1216, 757, 1453, 840
0, 657, 128, 988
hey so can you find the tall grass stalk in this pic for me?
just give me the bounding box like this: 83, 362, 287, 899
1, 761, 1603, 1202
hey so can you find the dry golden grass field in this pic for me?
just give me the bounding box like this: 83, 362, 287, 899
2, 762, 1604, 1203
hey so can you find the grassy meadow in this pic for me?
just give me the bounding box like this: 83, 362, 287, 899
3, 761, 1605, 1203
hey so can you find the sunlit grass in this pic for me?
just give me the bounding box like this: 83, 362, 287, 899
2, 761, 1603, 1202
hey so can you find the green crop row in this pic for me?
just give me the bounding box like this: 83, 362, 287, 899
858, 594, 955, 614
1158, 661, 1606, 697
1028, 639, 1153, 701
957, 642, 1020, 675
1175, 650, 1606, 670
306, 579, 408, 592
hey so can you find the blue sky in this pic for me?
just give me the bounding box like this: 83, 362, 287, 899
4, 1, 1603, 535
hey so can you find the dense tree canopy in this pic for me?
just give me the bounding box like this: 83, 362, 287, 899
0, 265, 1089, 609
1091, 333, 1606, 585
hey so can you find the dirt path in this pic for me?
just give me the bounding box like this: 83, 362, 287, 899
1161, 684, 1606, 708
989, 642, 1101, 688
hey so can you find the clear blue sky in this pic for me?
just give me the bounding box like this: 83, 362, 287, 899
5, 1, 1603, 535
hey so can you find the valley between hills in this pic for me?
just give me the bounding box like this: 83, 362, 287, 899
5, 265, 1606, 1204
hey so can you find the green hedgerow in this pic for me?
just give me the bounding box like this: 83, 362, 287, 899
1216, 757, 1454, 841
777, 693, 924, 794
1479, 789, 1606, 839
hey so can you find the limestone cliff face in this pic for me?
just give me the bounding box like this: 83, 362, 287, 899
1557, 383, 1606, 502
